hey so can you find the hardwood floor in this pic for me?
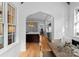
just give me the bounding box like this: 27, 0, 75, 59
40, 35, 51, 52
20, 35, 52, 57
20, 34, 78, 57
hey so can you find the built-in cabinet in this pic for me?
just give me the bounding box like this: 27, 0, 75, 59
0, 3, 4, 49
0, 2, 16, 49
8, 3, 16, 45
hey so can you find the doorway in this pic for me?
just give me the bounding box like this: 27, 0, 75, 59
26, 11, 54, 57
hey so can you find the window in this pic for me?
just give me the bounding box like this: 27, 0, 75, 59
0, 2, 17, 54
74, 9, 79, 37
8, 3, 16, 45
0, 3, 4, 49
26, 21, 38, 32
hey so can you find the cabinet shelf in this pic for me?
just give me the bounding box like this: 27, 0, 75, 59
0, 11, 2, 14
0, 35, 3, 37
0, 22, 3, 24
8, 23, 15, 26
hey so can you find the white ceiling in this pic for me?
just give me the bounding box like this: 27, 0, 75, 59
27, 11, 52, 22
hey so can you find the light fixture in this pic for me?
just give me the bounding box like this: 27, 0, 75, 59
28, 25, 34, 27
66, 2, 70, 5
28, 21, 34, 27
21, 2, 24, 4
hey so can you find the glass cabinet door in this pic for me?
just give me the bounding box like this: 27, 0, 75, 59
8, 3, 16, 45
0, 3, 4, 49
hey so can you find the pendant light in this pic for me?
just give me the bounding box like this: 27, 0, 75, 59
28, 21, 34, 27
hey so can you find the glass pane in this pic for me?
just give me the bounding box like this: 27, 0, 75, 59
8, 3, 16, 45
8, 4, 15, 24
0, 24, 4, 48
0, 36, 4, 48
0, 24, 3, 35
76, 12, 79, 22
8, 34, 12, 45
8, 25, 15, 45
0, 3, 2, 22
0, 3, 3, 49
13, 32, 15, 42
12, 7, 15, 24
75, 23, 79, 36
75, 23, 79, 29
8, 4, 13, 24
8, 25, 15, 33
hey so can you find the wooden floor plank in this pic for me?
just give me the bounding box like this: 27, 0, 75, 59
20, 35, 51, 57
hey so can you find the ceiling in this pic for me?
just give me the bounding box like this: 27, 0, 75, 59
27, 11, 52, 22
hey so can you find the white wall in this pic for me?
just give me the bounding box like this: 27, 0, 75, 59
17, 2, 71, 48
21, 2, 69, 39
61, 3, 71, 43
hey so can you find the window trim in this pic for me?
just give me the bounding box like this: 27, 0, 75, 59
7, 3, 16, 45
0, 2, 18, 55
0, 2, 5, 49
7, 3, 17, 45
74, 7, 79, 37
